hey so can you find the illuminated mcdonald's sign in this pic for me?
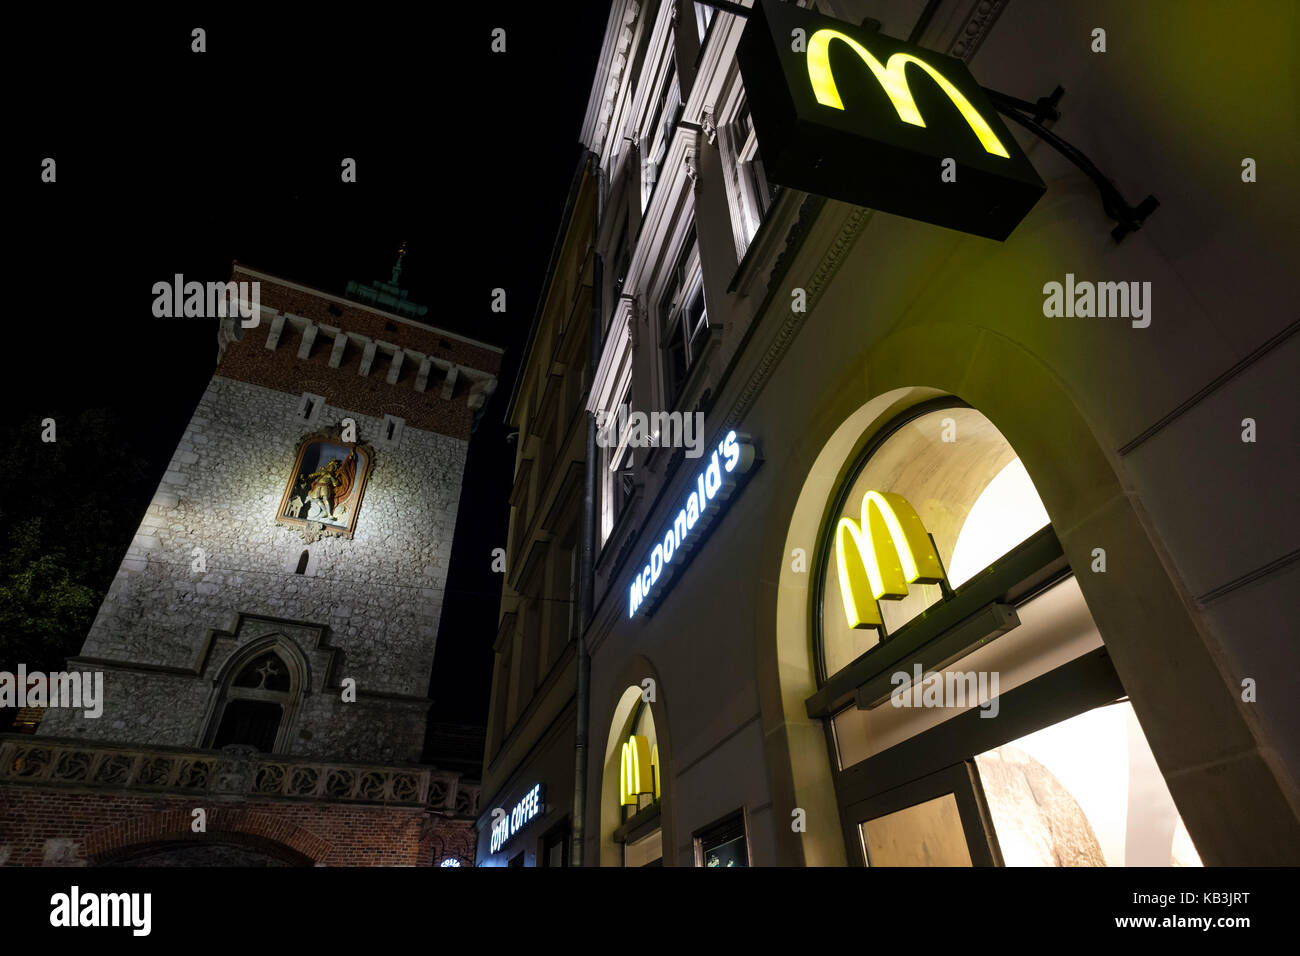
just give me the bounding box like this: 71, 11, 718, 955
835, 490, 947, 629
620, 734, 660, 806
806, 30, 1011, 159
736, 0, 1044, 240
628, 430, 757, 619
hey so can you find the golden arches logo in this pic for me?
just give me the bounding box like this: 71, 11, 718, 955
834, 490, 946, 629
620, 735, 660, 806
806, 28, 1011, 159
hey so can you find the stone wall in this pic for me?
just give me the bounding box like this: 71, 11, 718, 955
39, 374, 467, 763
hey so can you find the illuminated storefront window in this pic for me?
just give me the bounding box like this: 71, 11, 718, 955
810, 400, 1201, 867
604, 687, 664, 867
817, 404, 1049, 679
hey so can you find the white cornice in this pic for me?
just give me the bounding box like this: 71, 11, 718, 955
581, 0, 646, 155
623, 0, 678, 147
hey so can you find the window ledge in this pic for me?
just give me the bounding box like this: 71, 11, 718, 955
613, 800, 662, 844
805, 525, 1068, 719
596, 483, 644, 575
726, 187, 810, 298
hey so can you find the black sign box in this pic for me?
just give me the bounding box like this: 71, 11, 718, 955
736, 0, 1045, 241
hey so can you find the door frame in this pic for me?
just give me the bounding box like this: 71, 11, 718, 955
831, 645, 1126, 864
845, 761, 1003, 867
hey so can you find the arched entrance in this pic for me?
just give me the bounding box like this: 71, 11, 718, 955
756, 322, 1294, 866
599, 684, 665, 866
83, 808, 331, 866
807, 398, 1198, 865
98, 840, 312, 867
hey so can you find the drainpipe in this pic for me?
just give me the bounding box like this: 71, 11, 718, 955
573, 162, 602, 867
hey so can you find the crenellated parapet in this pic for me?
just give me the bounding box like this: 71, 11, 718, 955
216, 264, 501, 440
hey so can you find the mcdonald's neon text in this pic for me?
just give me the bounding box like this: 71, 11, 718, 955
628, 430, 757, 618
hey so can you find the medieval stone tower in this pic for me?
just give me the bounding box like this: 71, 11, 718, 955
1, 260, 499, 866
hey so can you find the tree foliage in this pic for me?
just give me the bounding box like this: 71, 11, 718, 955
0, 409, 153, 677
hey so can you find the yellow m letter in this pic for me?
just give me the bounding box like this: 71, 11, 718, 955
806, 29, 1011, 159
620, 735, 655, 806
835, 491, 946, 629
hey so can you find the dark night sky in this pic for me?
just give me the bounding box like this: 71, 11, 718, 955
10, 7, 609, 728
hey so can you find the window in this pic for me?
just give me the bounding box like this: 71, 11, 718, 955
694, 810, 750, 868
619, 700, 663, 867
809, 399, 1203, 867
817, 404, 1049, 678
642, 53, 683, 211
541, 820, 571, 867
602, 685, 666, 866
599, 379, 636, 544
207, 646, 300, 754
694, 1, 715, 43
660, 226, 709, 405
381, 414, 405, 446
547, 538, 579, 670
620, 702, 661, 824
492, 638, 513, 752
720, 100, 784, 255
611, 217, 632, 304
974, 700, 1202, 866
296, 391, 325, 424
518, 596, 541, 705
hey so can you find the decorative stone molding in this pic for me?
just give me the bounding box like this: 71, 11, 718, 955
597, 3, 642, 153
467, 376, 497, 411
0, 735, 481, 817
700, 106, 718, 146
265, 313, 287, 350
628, 297, 642, 349
725, 201, 874, 433
684, 131, 701, 185
949, 0, 1010, 61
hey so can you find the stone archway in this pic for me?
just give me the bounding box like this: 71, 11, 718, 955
590, 654, 674, 866
84, 808, 332, 867
98, 840, 310, 867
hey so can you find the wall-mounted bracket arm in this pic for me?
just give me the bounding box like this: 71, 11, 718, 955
984, 85, 1158, 242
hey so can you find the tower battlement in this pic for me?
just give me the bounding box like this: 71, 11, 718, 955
217, 264, 501, 440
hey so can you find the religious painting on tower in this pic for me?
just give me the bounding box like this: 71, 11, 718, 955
276, 434, 374, 538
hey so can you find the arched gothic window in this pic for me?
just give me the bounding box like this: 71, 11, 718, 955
207, 646, 301, 754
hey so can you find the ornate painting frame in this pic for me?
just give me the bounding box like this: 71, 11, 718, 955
275, 430, 376, 542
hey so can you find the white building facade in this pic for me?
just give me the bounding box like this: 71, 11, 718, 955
576, 0, 1300, 867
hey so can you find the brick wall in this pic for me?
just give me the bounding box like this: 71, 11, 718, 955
0, 786, 473, 867
218, 268, 501, 440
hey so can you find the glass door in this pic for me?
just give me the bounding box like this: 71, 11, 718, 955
846, 762, 1002, 866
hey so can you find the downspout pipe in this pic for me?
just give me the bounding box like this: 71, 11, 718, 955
573, 155, 602, 866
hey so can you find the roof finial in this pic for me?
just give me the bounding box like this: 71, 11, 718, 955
391, 241, 408, 285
